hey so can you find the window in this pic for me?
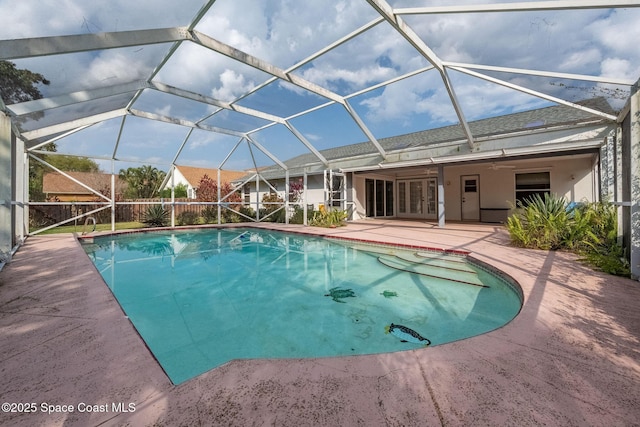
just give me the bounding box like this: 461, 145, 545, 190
426, 179, 436, 214
365, 178, 394, 217
515, 172, 550, 205
366, 179, 375, 217
385, 181, 394, 216
464, 179, 477, 193
331, 175, 343, 207
324, 170, 345, 208
398, 182, 406, 214
243, 184, 250, 203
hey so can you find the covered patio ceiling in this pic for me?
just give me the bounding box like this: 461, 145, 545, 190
1, 0, 640, 173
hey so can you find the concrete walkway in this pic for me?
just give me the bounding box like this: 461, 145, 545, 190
0, 220, 639, 426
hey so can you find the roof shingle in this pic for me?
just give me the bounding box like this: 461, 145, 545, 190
250, 98, 613, 180
176, 166, 248, 187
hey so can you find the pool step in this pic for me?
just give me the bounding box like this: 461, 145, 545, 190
341, 242, 400, 256
415, 251, 467, 264
377, 256, 488, 288
395, 252, 477, 274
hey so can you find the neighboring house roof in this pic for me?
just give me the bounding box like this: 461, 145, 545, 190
247, 97, 614, 181
43, 171, 125, 197
174, 166, 248, 187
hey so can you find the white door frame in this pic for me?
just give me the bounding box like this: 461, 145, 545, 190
397, 178, 437, 219
461, 175, 480, 221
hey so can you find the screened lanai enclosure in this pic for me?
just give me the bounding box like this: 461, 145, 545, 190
1, 0, 639, 278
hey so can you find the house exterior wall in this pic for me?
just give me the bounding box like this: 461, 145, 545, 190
352, 173, 367, 220
244, 175, 326, 210
350, 155, 597, 222
169, 168, 196, 198
351, 172, 396, 221
442, 156, 596, 221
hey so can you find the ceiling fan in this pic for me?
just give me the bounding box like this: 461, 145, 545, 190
488, 162, 516, 170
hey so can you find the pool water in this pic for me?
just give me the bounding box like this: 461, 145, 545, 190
82, 227, 522, 384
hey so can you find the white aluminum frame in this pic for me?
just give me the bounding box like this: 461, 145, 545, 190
0, 0, 639, 278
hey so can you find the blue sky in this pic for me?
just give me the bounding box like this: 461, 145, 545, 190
1, 0, 639, 172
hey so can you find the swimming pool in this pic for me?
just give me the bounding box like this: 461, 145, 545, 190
81, 227, 522, 384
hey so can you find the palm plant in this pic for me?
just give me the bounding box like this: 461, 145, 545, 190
507, 194, 630, 276
119, 165, 166, 199
507, 193, 568, 250
143, 205, 169, 227
309, 208, 347, 228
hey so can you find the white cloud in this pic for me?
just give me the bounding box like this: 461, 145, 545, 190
0, 0, 86, 38
360, 68, 548, 126
558, 49, 602, 72
186, 131, 232, 150
154, 104, 172, 117
588, 9, 640, 58
79, 51, 151, 89
197, 11, 267, 60
3, 0, 640, 160
600, 58, 640, 81
304, 133, 322, 142
360, 72, 454, 125
300, 64, 396, 92
211, 69, 256, 102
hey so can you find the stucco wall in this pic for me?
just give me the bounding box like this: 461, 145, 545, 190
244, 175, 326, 210
443, 156, 596, 221
165, 168, 196, 198
352, 155, 597, 222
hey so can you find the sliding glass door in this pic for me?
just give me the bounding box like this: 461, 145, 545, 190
365, 179, 394, 217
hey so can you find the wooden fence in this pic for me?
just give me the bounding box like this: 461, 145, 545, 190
29, 199, 226, 227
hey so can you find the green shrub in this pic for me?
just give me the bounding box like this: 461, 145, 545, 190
506, 194, 629, 277
309, 208, 347, 228
201, 206, 244, 224
258, 207, 285, 222
143, 205, 169, 227
579, 241, 630, 276
202, 207, 217, 224
157, 183, 188, 198
176, 210, 200, 226
260, 193, 286, 222
506, 193, 569, 250
238, 206, 256, 221
575, 202, 630, 276
222, 208, 243, 223
289, 206, 315, 224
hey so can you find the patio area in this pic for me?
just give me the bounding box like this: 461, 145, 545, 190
0, 220, 639, 426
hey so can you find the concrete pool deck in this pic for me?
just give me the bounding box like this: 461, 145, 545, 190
0, 220, 639, 426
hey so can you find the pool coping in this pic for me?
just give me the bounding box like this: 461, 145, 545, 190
2, 220, 639, 426
77, 223, 472, 255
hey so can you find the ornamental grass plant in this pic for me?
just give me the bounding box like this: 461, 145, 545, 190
309, 208, 348, 228
142, 204, 169, 227
507, 193, 630, 276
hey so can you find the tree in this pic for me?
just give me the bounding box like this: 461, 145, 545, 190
158, 183, 188, 199
1, 61, 54, 200
196, 174, 217, 202
0, 60, 50, 104
47, 155, 100, 173
29, 143, 101, 201
1, 62, 102, 201
196, 174, 242, 204
119, 165, 166, 199
196, 174, 243, 223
